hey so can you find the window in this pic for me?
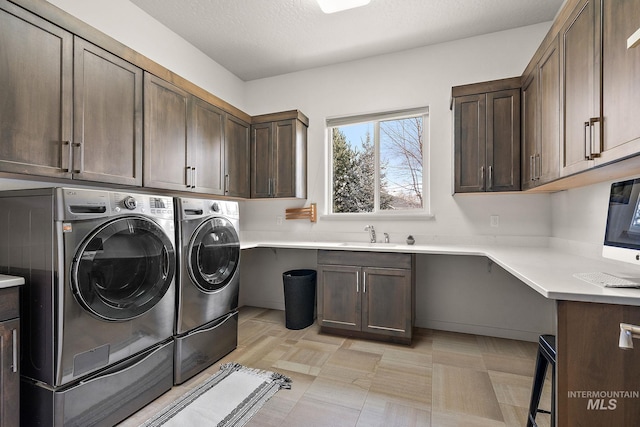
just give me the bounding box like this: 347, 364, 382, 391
328, 108, 428, 215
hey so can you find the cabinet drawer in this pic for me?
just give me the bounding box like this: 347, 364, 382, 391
318, 250, 412, 269
0, 287, 19, 321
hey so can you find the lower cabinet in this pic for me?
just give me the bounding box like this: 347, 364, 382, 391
0, 287, 19, 427
317, 250, 414, 344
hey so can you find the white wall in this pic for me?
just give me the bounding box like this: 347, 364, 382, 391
238, 23, 558, 341
550, 176, 640, 259
46, 0, 246, 110
240, 23, 553, 245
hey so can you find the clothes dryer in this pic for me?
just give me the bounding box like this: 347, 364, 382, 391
0, 187, 176, 426
174, 197, 240, 384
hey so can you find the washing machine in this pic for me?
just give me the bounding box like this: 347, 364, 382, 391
174, 197, 240, 384
0, 187, 176, 426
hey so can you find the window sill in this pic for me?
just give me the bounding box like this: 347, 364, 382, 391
320, 213, 435, 221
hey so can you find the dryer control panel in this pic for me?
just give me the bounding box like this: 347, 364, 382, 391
110, 192, 174, 220
57, 188, 174, 221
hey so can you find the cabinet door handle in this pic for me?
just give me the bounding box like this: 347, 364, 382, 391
589, 117, 601, 158
584, 121, 591, 160
11, 328, 17, 373
480, 166, 485, 191
488, 165, 493, 190
356, 272, 359, 293
363, 271, 367, 293
192, 167, 197, 189
529, 155, 535, 182
535, 153, 541, 181
225, 174, 230, 194
72, 141, 82, 173
61, 141, 72, 172
186, 166, 192, 188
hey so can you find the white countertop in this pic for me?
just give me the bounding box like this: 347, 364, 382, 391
0, 274, 24, 288
241, 240, 640, 306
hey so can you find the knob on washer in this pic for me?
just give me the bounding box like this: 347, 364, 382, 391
211, 202, 220, 212
123, 196, 138, 210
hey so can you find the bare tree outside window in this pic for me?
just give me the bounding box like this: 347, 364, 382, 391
331, 111, 425, 214
380, 117, 423, 210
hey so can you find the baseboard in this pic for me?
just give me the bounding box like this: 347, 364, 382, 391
418, 319, 546, 342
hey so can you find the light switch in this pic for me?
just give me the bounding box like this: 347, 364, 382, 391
490, 215, 499, 227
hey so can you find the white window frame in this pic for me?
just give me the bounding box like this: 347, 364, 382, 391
324, 107, 432, 220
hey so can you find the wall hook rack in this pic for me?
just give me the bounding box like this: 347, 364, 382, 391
285, 203, 317, 222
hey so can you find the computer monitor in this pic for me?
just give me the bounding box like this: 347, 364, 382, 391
603, 178, 640, 266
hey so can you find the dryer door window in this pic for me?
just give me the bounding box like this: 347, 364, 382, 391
72, 216, 176, 321
188, 217, 240, 292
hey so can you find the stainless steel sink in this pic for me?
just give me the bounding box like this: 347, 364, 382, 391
338, 242, 398, 248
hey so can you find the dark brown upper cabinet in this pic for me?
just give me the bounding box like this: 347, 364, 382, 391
560, 0, 640, 175
521, 37, 561, 191
0, 2, 143, 186
73, 37, 143, 186
224, 115, 251, 198
452, 78, 521, 193
251, 111, 308, 199
559, 0, 600, 176
599, 0, 640, 164
189, 96, 226, 194
0, 2, 73, 179
143, 73, 191, 191
144, 73, 251, 196
141, 74, 252, 197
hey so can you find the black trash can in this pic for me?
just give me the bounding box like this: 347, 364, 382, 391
282, 269, 316, 330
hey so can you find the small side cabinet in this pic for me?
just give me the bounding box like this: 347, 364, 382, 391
251, 110, 308, 198
317, 250, 415, 344
452, 77, 521, 193
0, 287, 19, 427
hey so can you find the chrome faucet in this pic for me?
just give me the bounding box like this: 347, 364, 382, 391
364, 225, 376, 243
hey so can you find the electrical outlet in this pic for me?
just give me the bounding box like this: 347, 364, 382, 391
276, 216, 283, 225
490, 215, 499, 228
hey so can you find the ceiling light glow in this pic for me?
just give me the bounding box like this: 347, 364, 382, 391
316, 0, 371, 14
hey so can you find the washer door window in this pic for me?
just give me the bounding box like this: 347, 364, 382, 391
188, 217, 239, 292
72, 216, 176, 321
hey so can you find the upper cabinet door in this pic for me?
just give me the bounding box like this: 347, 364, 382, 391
560, 0, 600, 176
250, 122, 273, 198
273, 119, 305, 198
521, 71, 538, 191
486, 89, 520, 192
190, 97, 225, 194
143, 73, 190, 191
454, 94, 487, 193
537, 37, 561, 185
0, 2, 73, 179
225, 115, 250, 198
73, 37, 143, 186
599, 0, 640, 163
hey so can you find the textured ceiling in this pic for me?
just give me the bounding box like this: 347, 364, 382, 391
130, 0, 564, 81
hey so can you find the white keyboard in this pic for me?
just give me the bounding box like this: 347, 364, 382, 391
573, 272, 640, 288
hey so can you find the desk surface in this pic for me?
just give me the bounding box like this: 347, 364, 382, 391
241, 241, 640, 306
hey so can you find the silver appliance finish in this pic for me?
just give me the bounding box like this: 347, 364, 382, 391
174, 197, 240, 384
0, 187, 177, 426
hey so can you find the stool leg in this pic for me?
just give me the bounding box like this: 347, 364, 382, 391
527, 350, 548, 427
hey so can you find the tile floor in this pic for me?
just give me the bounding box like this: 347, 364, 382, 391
120, 307, 552, 427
